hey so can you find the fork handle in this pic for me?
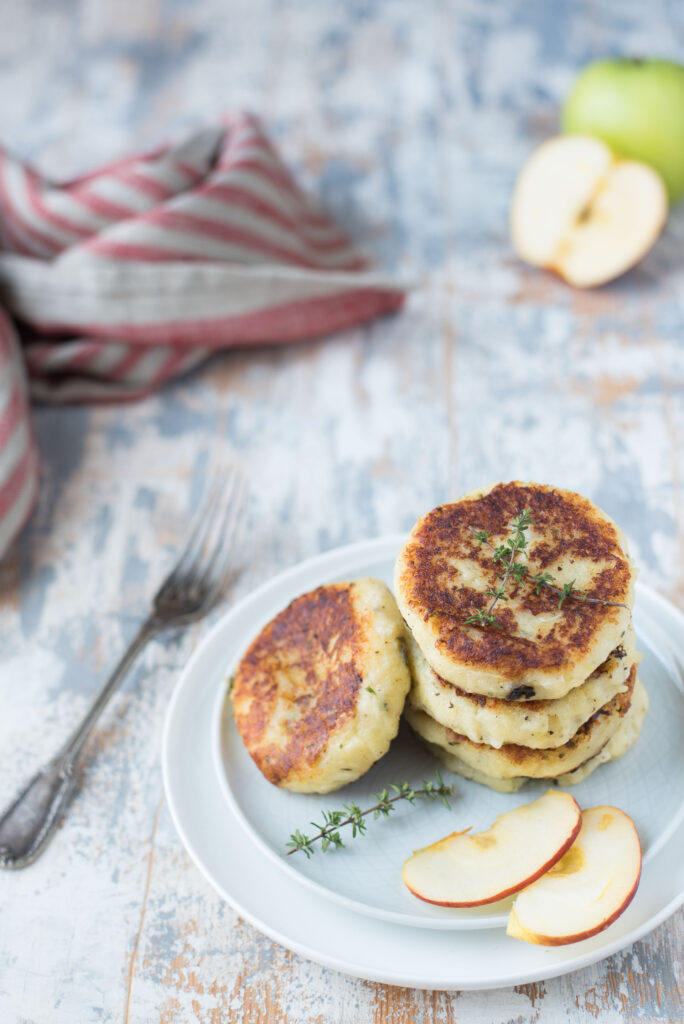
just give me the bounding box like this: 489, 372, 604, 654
0, 618, 161, 869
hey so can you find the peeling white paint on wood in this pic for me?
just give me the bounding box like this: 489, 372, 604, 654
0, 0, 683, 1021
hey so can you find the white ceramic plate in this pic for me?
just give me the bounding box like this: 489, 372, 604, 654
210, 535, 684, 928
162, 536, 684, 989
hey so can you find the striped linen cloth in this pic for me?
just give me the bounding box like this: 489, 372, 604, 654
0, 311, 39, 557
0, 112, 405, 557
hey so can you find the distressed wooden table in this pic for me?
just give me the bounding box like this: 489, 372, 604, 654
0, 1, 683, 1020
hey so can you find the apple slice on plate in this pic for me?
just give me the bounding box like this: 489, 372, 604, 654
402, 790, 581, 907
507, 805, 642, 946
510, 135, 667, 287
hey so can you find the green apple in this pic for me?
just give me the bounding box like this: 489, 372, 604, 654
562, 58, 684, 203
510, 136, 667, 288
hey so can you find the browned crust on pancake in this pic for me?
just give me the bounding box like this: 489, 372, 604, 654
397, 482, 632, 681
430, 643, 626, 711
444, 665, 636, 766
232, 583, 369, 785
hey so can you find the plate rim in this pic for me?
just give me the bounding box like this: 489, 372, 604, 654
162, 534, 684, 989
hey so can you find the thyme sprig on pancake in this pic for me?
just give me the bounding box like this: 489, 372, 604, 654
286, 773, 452, 857
465, 510, 629, 628
465, 510, 534, 628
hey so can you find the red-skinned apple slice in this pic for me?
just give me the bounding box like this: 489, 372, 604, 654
510, 135, 667, 287
507, 805, 642, 946
402, 790, 581, 908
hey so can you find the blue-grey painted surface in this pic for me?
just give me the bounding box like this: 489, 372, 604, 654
0, 0, 682, 1020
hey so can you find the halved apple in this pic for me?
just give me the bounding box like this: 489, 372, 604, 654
402, 790, 581, 907
507, 805, 642, 946
510, 135, 667, 287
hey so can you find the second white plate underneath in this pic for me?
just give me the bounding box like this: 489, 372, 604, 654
211, 536, 684, 930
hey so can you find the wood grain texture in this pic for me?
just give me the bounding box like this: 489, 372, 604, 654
0, 0, 683, 1020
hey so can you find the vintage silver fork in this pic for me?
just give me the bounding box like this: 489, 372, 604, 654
0, 468, 246, 869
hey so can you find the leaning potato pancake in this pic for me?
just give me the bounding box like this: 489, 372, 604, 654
405, 666, 636, 781
405, 628, 638, 749
231, 578, 410, 793
395, 482, 636, 700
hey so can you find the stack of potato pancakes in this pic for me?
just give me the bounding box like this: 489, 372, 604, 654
395, 482, 648, 792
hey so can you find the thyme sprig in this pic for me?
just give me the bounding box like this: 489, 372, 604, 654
286, 773, 453, 857
464, 509, 534, 628
465, 512, 629, 627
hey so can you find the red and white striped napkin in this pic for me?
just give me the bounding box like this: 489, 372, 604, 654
0, 311, 39, 557
0, 112, 405, 557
